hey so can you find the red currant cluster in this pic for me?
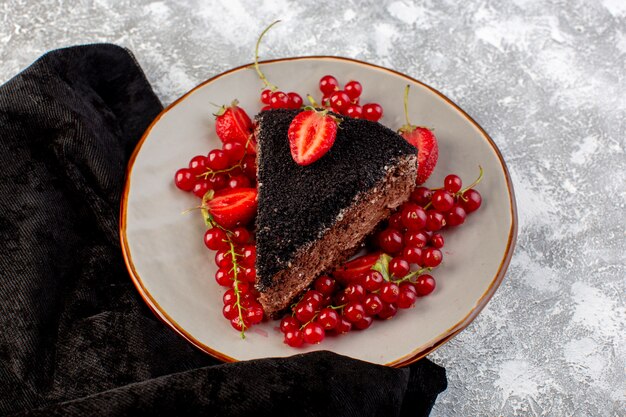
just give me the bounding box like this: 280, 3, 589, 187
259, 89, 303, 111
279, 169, 483, 347
317, 75, 383, 122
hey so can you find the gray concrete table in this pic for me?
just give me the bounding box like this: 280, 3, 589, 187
2, 1, 624, 415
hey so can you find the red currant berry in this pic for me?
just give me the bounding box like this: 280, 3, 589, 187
329, 91, 351, 112
174, 168, 196, 191
215, 250, 233, 269
363, 294, 383, 316
361, 271, 384, 292
461, 189, 482, 213
287, 92, 303, 109
343, 302, 366, 323
222, 303, 238, 320
204, 228, 228, 250
235, 282, 250, 295
378, 228, 404, 253
227, 175, 251, 189
215, 268, 232, 287
192, 180, 211, 198
415, 274, 436, 296
189, 155, 208, 175
422, 247, 443, 267
379, 282, 400, 303
405, 231, 429, 248
446, 205, 467, 227
378, 302, 398, 319
319, 75, 339, 94
389, 257, 410, 278
397, 288, 417, 309
401, 203, 427, 231
344, 284, 366, 302
388, 212, 404, 230
432, 190, 455, 212
207, 149, 230, 170
208, 173, 227, 191
302, 322, 325, 344
344, 80, 363, 100
314, 275, 336, 295
260, 89, 272, 104
294, 302, 316, 322
444, 174, 462, 193
317, 308, 339, 330
231, 227, 251, 244
354, 315, 373, 330
241, 266, 256, 283
270, 91, 289, 108
425, 210, 446, 231
333, 292, 349, 306
321, 94, 331, 107
302, 290, 324, 308
362, 103, 383, 122
242, 155, 257, 180
400, 282, 417, 294
335, 317, 352, 333
280, 316, 300, 333
222, 141, 246, 164
260, 105, 271, 111
402, 246, 423, 265
430, 233, 444, 249
241, 245, 256, 266
410, 186, 432, 206
344, 104, 363, 118
231, 316, 250, 331
284, 329, 304, 347
246, 305, 264, 324
223, 289, 236, 305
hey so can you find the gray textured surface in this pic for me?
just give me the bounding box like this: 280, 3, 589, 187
2, 0, 625, 415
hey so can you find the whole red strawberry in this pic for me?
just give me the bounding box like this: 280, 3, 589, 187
204, 187, 258, 229
398, 86, 439, 184
214, 100, 256, 154
287, 109, 339, 166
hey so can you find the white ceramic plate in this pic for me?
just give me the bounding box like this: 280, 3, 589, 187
121, 57, 517, 366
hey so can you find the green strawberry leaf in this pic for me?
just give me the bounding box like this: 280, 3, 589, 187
371, 253, 392, 281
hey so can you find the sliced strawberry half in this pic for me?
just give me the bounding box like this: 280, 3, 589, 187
398, 85, 439, 184
332, 252, 382, 285
287, 109, 339, 166
205, 187, 258, 230
214, 100, 256, 154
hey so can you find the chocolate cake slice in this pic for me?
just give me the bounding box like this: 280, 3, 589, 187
255, 109, 417, 317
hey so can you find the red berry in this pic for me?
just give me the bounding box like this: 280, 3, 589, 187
206, 188, 258, 229
344, 104, 363, 118
354, 316, 373, 330
401, 127, 439, 185
400, 281, 417, 294
215, 250, 233, 269
204, 228, 228, 250
343, 302, 366, 323
334, 317, 352, 333
192, 180, 211, 198
223, 289, 236, 305
241, 245, 256, 266
270, 91, 289, 108
397, 288, 417, 309
294, 302, 316, 322
378, 302, 398, 319
208, 173, 227, 191
317, 308, 339, 330
334, 292, 349, 306
332, 253, 381, 283
329, 91, 351, 112
302, 322, 325, 344
422, 247, 443, 267
222, 141, 246, 164
321, 94, 331, 107
344, 80, 363, 100
174, 168, 196, 191
302, 290, 324, 308
261, 105, 271, 111
231, 227, 251, 244
207, 149, 230, 170
446, 205, 467, 227
379, 282, 400, 303
401, 203, 427, 231
215, 268, 232, 287
260, 89, 272, 104
189, 155, 208, 175
425, 210, 446, 231
461, 189, 482, 213
430, 233, 444, 249
287, 109, 338, 166
415, 274, 436, 296
319, 75, 339, 94
227, 175, 251, 189
432, 190, 455, 212
246, 305, 264, 324
344, 284, 366, 302
231, 316, 249, 331
378, 228, 404, 253
361, 271, 384, 291
222, 303, 238, 320
241, 266, 256, 283
214, 103, 253, 144
363, 294, 383, 316
389, 257, 410, 278
287, 92, 303, 109
362, 103, 383, 122
444, 174, 462, 193
284, 329, 304, 347
403, 246, 423, 265
388, 212, 404, 230
410, 186, 432, 206
280, 316, 300, 333
405, 231, 429, 248
242, 155, 257, 180
314, 275, 336, 295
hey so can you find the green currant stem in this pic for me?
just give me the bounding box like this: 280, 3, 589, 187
253, 20, 280, 91
459, 165, 484, 194
393, 267, 433, 283
403, 84, 412, 127
423, 201, 433, 210
227, 238, 247, 339
306, 94, 319, 108
197, 162, 243, 179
